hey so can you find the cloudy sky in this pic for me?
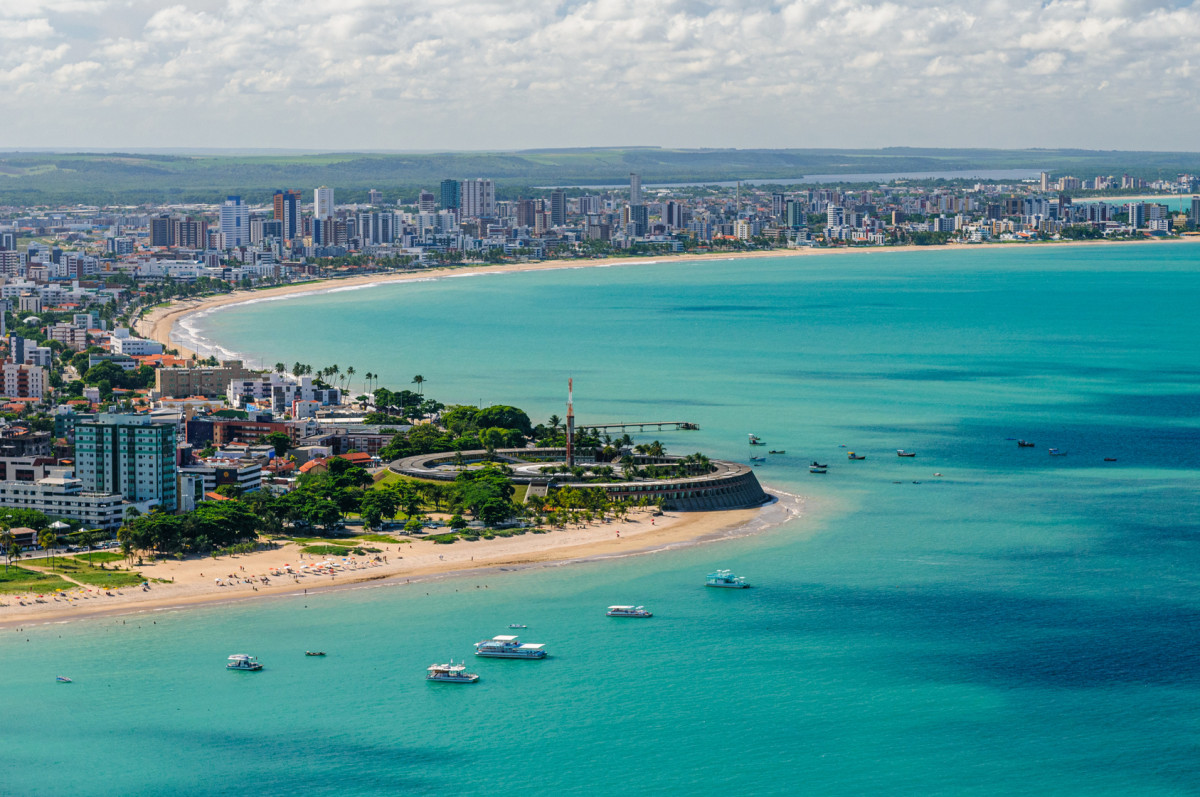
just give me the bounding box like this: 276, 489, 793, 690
2, 0, 1198, 151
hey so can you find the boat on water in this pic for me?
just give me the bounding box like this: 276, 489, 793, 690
706, 569, 749, 588
748, 434, 766, 446
474, 635, 547, 659
810, 466, 827, 474
897, 450, 916, 457
305, 651, 326, 657
227, 654, 263, 671
769, 450, 785, 454
427, 660, 479, 683
55, 676, 72, 683
1104, 457, 1118, 462
750, 456, 766, 462
1017, 440, 1035, 448
508, 623, 527, 629
847, 452, 866, 460
1049, 448, 1068, 456
606, 605, 653, 618
810, 461, 828, 468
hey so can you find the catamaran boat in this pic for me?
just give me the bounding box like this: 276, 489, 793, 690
606, 605, 653, 618
474, 635, 547, 659
427, 660, 479, 683
897, 450, 916, 457
227, 654, 263, 671
706, 569, 749, 588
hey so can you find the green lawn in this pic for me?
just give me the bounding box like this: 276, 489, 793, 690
34, 558, 146, 589
73, 551, 124, 564
0, 566, 76, 594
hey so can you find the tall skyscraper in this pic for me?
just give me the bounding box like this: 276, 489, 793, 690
1190, 196, 1200, 228
74, 414, 178, 510
460, 178, 495, 219
629, 173, 642, 206
1126, 202, 1146, 229
826, 205, 845, 228
785, 199, 805, 229
440, 179, 460, 210
550, 190, 566, 226
418, 190, 437, 213
273, 190, 301, 240
314, 186, 334, 220
219, 196, 249, 248
772, 193, 786, 218
150, 214, 172, 247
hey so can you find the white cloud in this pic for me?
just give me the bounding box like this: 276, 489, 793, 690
0, 0, 1198, 148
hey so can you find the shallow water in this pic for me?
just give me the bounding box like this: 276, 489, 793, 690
5, 244, 1200, 795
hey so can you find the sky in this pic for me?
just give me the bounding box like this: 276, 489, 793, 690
2, 0, 1199, 151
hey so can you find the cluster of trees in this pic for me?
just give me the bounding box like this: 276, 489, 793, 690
118, 501, 259, 558
378, 404, 533, 461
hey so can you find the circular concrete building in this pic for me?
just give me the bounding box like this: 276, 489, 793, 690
389, 448, 770, 511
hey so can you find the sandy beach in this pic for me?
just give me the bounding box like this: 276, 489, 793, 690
135, 237, 1200, 359
0, 496, 799, 628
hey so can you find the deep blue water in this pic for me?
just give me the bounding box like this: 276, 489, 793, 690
5, 244, 1200, 795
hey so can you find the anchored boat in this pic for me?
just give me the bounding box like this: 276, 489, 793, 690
427, 660, 479, 683
606, 605, 653, 618
474, 635, 547, 659
706, 570, 749, 588
897, 450, 916, 457
227, 654, 263, 671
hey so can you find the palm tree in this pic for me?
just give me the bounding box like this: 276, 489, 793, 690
0, 529, 14, 574
548, 414, 561, 432
412, 374, 425, 396
345, 366, 355, 392
38, 529, 56, 572
274, 362, 286, 374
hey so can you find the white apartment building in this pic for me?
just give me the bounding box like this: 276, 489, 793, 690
226, 374, 342, 413
0, 471, 140, 530
2, 362, 45, 399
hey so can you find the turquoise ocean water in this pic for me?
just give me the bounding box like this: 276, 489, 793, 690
5, 245, 1200, 795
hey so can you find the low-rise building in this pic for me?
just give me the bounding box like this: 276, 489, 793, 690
155, 360, 258, 399
0, 471, 139, 530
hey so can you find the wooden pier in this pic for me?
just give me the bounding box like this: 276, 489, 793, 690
580, 421, 699, 433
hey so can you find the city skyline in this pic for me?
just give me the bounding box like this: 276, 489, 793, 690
2, 0, 1199, 151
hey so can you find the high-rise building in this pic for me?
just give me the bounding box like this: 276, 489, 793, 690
826, 205, 845, 228
0, 231, 15, 251
550, 190, 566, 226
219, 196, 249, 248
357, 211, 394, 245
785, 199, 806, 229
74, 414, 178, 510
1126, 202, 1146, 229
772, 193, 786, 218
273, 190, 301, 240
368, 189, 383, 205
460, 179, 495, 219
629, 204, 648, 236
629, 173, 642, 206
172, 217, 207, 249
314, 186, 334, 220
1040, 172, 1051, 192
516, 199, 537, 228
150, 215, 172, 247
1190, 196, 1200, 228
440, 179, 460, 210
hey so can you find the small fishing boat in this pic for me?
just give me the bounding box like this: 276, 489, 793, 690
1048, 448, 1068, 456
810, 461, 828, 468
847, 452, 866, 460
748, 434, 766, 446
750, 456, 766, 462
55, 676, 72, 683
810, 466, 827, 474
1017, 440, 1035, 448
227, 654, 263, 671
897, 450, 916, 457
508, 624, 527, 629
1104, 457, 1118, 462
768, 450, 785, 454
305, 651, 326, 657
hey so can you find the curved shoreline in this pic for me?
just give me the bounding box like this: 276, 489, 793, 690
0, 491, 802, 629
135, 237, 1200, 359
